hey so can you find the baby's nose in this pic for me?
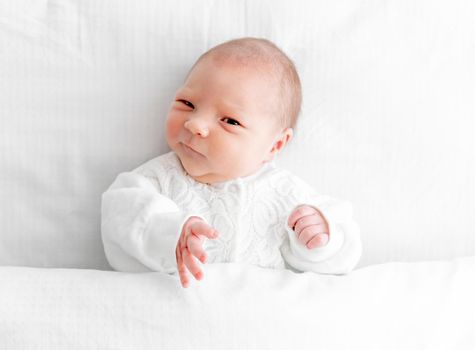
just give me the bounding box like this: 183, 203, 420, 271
184, 119, 209, 137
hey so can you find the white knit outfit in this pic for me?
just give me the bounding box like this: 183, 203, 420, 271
101, 152, 362, 275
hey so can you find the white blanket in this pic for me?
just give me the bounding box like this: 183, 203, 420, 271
1, 259, 474, 349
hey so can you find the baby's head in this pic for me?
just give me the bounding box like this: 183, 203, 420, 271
166, 37, 302, 184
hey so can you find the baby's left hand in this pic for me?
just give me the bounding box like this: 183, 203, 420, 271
288, 205, 329, 249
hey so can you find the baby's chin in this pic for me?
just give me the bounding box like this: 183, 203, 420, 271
178, 157, 235, 184
176, 155, 211, 182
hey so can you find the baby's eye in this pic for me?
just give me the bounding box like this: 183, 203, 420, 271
221, 117, 241, 126
177, 99, 194, 109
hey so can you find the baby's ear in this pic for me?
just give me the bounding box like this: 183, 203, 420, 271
266, 128, 293, 161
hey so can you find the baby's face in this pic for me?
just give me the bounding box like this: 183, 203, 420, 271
166, 55, 290, 184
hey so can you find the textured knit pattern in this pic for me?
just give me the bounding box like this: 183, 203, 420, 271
101, 152, 362, 275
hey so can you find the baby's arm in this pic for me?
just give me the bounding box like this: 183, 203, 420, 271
101, 171, 203, 274
281, 195, 362, 275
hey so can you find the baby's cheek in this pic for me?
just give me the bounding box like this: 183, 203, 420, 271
165, 116, 179, 137
212, 138, 241, 166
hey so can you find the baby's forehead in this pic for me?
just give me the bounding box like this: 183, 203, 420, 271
190, 52, 279, 90
187, 38, 301, 129
208, 49, 280, 75
185, 52, 284, 121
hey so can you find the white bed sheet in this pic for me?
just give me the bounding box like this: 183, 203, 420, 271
1, 259, 474, 349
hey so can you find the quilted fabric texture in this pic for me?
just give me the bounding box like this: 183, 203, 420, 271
1, 259, 474, 349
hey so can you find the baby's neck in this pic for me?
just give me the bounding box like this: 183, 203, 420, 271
190, 161, 272, 186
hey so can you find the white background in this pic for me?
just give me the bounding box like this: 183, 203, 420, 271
0, 0, 474, 269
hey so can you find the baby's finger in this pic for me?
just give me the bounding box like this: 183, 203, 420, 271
176, 246, 189, 288
306, 233, 329, 249
298, 225, 328, 246
191, 221, 219, 240
179, 227, 188, 248
182, 246, 204, 281
294, 214, 325, 236
288, 205, 317, 230
187, 234, 207, 263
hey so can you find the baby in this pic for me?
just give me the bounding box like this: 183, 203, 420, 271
101, 37, 362, 288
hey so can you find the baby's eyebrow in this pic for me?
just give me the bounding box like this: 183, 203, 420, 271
175, 87, 195, 97
175, 88, 250, 120
220, 99, 248, 114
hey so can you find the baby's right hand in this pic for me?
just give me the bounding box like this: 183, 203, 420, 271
175, 216, 219, 288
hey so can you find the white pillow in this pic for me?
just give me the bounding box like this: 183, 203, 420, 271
0, 0, 474, 269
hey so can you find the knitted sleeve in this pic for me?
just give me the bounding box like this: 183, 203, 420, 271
279, 176, 362, 274
101, 160, 204, 274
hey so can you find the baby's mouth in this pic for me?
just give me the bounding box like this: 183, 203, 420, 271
181, 142, 205, 157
